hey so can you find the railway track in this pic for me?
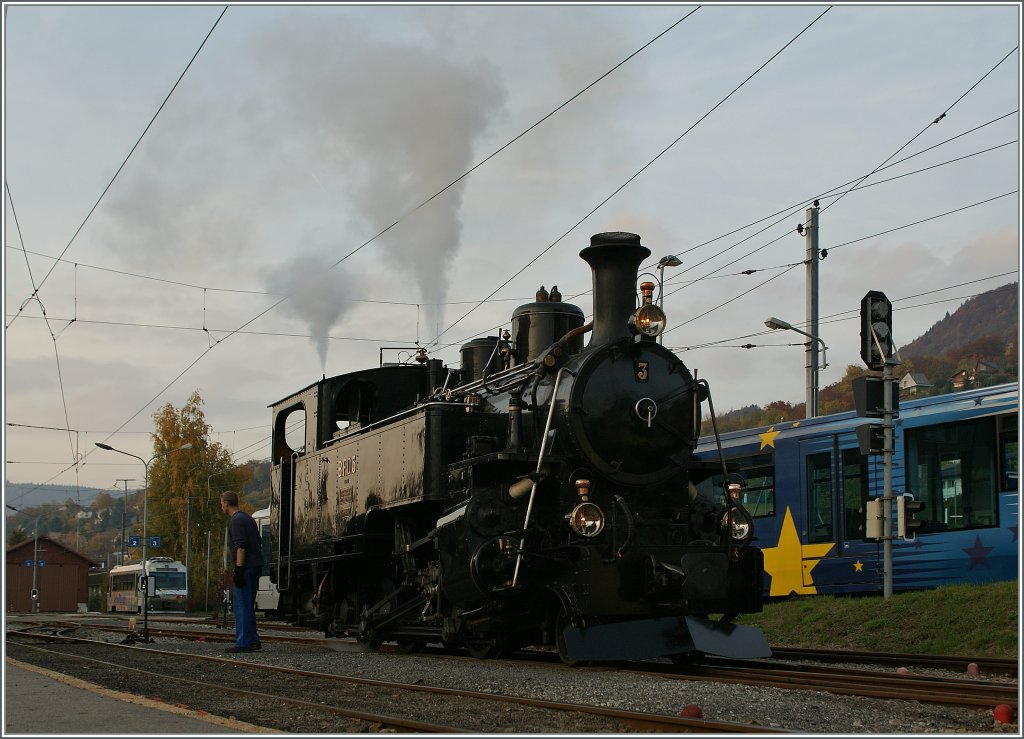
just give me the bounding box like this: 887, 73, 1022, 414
9, 610, 1015, 708
6, 632, 778, 734
8, 614, 1015, 732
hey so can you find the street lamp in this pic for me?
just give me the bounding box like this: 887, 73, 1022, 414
656, 255, 682, 345
764, 316, 828, 418
94, 441, 192, 640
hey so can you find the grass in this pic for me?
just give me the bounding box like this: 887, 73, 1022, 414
733, 580, 1019, 658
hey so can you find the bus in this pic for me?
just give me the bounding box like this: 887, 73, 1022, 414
107, 557, 188, 613
695, 383, 1018, 597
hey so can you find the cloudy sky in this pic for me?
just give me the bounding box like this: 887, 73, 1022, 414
4, 3, 1020, 498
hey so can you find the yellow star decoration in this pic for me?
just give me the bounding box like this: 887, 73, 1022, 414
854, 561, 864, 572
761, 508, 835, 596
758, 426, 781, 449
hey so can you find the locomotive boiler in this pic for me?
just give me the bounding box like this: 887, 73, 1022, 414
268, 231, 769, 662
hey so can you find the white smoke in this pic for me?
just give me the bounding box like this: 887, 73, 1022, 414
100, 10, 505, 368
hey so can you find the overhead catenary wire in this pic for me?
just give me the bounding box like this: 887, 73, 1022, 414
5, 6, 230, 330
5, 129, 1012, 324
669, 272, 1017, 352
430, 6, 833, 347
13, 9, 703, 487
812, 46, 1018, 221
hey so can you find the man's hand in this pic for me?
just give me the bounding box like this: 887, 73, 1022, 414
233, 565, 245, 588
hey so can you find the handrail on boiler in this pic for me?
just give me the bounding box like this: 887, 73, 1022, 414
512, 365, 576, 587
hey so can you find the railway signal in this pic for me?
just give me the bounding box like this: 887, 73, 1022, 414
857, 289, 900, 598
897, 494, 926, 540
860, 291, 893, 371
856, 423, 885, 455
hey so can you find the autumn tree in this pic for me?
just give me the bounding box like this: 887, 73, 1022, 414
7, 527, 28, 547
147, 390, 253, 610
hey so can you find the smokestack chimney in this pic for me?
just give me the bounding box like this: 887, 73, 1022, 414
579, 232, 651, 346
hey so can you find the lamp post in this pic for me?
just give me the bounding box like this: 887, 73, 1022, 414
95, 442, 192, 640
764, 316, 828, 418
204, 471, 223, 615
114, 478, 135, 565
6, 504, 40, 612
656, 255, 681, 345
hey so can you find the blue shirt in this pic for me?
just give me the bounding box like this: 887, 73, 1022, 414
228, 510, 264, 569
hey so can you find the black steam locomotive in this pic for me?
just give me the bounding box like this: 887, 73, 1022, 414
268, 232, 769, 662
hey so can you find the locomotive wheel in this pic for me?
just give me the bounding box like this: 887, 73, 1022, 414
465, 638, 506, 660
555, 613, 590, 667
395, 638, 427, 654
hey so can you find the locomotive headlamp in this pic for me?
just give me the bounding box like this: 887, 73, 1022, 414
629, 281, 666, 337
723, 506, 754, 544
568, 502, 605, 537
629, 304, 667, 337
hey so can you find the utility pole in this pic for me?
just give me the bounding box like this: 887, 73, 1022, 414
115, 479, 135, 564
882, 358, 896, 598
804, 204, 820, 417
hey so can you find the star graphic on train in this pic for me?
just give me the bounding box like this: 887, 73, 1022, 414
760, 507, 834, 596
759, 426, 781, 450
963, 535, 994, 569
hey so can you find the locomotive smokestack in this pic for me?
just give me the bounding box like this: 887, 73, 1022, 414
580, 232, 651, 346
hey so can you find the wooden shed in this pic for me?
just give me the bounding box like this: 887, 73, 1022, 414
5, 536, 98, 613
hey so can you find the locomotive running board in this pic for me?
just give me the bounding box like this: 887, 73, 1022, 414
561, 615, 771, 662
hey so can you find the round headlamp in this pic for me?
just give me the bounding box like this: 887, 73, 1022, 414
629, 304, 667, 338
723, 506, 754, 544
568, 502, 605, 537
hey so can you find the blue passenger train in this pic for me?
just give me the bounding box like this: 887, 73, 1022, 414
694, 383, 1018, 597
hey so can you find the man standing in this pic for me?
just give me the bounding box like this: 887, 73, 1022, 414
220, 491, 263, 653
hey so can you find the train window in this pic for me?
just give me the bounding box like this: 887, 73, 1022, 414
283, 407, 306, 455
841, 449, 868, 540
154, 572, 185, 590
806, 452, 834, 543
261, 523, 272, 577
999, 413, 1018, 492
906, 416, 999, 531
333, 379, 376, 431
695, 453, 775, 517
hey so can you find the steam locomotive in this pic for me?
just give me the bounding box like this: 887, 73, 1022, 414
268, 231, 769, 662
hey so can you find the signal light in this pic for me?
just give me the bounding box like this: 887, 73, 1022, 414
897, 494, 925, 540
853, 376, 899, 418
860, 290, 893, 371
865, 498, 883, 540
856, 423, 885, 455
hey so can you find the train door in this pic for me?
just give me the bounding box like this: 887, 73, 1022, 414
798, 433, 880, 592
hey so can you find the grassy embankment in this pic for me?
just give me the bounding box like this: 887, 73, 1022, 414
734, 580, 1019, 658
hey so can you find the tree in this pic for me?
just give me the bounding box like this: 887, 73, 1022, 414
8, 526, 28, 547
147, 389, 254, 610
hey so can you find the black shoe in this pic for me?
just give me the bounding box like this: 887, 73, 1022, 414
252, 641, 262, 651
224, 645, 254, 654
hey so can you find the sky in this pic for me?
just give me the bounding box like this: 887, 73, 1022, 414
3, 2, 1021, 502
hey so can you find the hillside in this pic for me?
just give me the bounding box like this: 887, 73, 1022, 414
900, 282, 1018, 358
4, 481, 106, 510
705, 281, 1019, 431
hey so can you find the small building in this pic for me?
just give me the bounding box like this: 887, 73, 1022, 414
5, 536, 99, 613
951, 360, 999, 390
899, 372, 933, 394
